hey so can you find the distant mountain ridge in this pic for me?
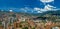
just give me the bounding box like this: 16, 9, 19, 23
42, 10, 60, 15
0, 10, 60, 16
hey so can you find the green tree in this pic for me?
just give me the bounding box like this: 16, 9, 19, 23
22, 27, 28, 29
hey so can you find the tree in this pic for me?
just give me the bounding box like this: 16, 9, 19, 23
22, 27, 28, 29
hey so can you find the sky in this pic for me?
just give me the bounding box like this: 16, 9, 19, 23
0, 0, 60, 8
0, 0, 60, 14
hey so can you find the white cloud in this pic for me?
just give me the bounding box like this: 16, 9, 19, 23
44, 4, 56, 10
34, 7, 41, 11
19, 6, 59, 13
40, 0, 54, 3
20, 7, 34, 13
34, 7, 42, 13
20, 7, 28, 12
34, 7, 48, 12
37, 11, 42, 13
9, 10, 13, 12
33, 4, 58, 13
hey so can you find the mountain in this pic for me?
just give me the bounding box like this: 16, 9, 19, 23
42, 10, 60, 16
0, 9, 60, 17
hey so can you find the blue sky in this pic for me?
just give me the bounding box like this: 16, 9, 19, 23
0, 0, 60, 8
0, 0, 60, 14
